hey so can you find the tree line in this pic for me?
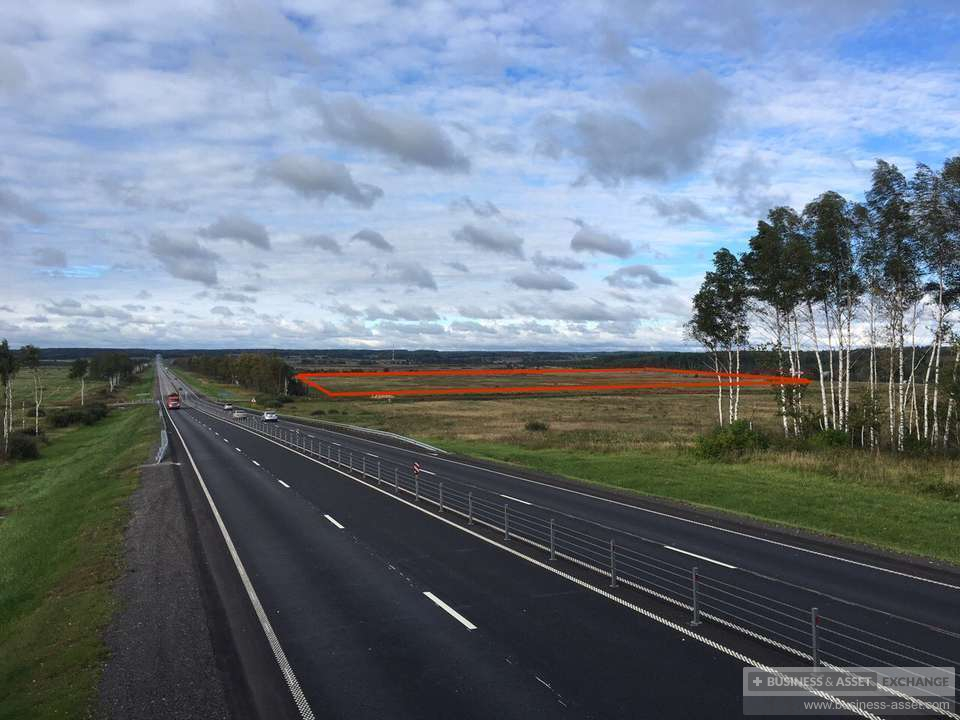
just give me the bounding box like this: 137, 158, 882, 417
688, 158, 960, 452
177, 353, 302, 398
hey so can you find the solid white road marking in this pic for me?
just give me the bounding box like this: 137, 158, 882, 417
161, 404, 315, 720
324, 514, 344, 529
664, 545, 737, 569
252, 460, 261, 467
419, 469, 436, 476
235, 447, 242, 453
501, 493, 531, 506
278, 480, 291, 489
423, 592, 477, 630
535, 676, 552, 689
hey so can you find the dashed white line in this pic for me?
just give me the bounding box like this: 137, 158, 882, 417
252, 460, 261, 467
423, 591, 477, 630
535, 676, 552, 689
500, 493, 531, 506
278, 480, 291, 489
235, 447, 242, 453
223, 438, 229, 443
324, 514, 344, 529
663, 545, 737, 569
419, 468, 436, 476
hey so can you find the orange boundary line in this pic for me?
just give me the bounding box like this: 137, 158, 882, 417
294, 366, 810, 398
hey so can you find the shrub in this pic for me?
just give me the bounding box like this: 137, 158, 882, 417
525, 420, 550, 432
311, 409, 326, 416
48, 403, 109, 428
695, 420, 768, 460
808, 429, 849, 449
7, 432, 40, 461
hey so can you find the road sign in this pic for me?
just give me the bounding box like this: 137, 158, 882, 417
413, 462, 421, 475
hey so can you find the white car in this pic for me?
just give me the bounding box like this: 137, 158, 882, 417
223, 403, 233, 411
263, 410, 278, 422
232, 409, 246, 419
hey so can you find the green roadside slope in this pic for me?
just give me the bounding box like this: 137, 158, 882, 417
0, 399, 159, 719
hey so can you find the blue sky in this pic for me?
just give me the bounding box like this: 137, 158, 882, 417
0, 0, 958, 350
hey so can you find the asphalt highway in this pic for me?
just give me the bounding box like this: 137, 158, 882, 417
158, 363, 960, 718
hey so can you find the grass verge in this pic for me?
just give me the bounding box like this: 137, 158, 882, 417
433, 439, 960, 566
0, 402, 159, 719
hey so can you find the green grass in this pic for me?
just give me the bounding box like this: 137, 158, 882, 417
434, 439, 960, 565
0, 395, 159, 718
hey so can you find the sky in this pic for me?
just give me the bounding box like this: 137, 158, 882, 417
1, 0, 958, 351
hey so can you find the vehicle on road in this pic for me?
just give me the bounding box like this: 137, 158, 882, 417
263, 410, 278, 422
223, 403, 233, 410
166, 392, 181, 409
232, 409, 247, 420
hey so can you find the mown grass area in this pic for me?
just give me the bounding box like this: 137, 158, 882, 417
0, 390, 158, 718
433, 440, 960, 565
170, 366, 960, 565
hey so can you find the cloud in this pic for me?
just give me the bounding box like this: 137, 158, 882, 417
511, 271, 577, 291
538, 70, 729, 185
43, 299, 132, 321
450, 320, 499, 335
376, 261, 438, 290
313, 95, 470, 172
453, 223, 524, 258
136, 290, 152, 300
0, 47, 29, 94
217, 292, 256, 303
531, 251, 586, 271
458, 306, 502, 319
366, 305, 440, 321
0, 305, 14, 312
570, 221, 634, 258
266, 155, 384, 208
210, 305, 234, 317
198, 214, 271, 250
605, 264, 675, 289
446, 261, 470, 273
450, 196, 501, 218
351, 228, 395, 253
123, 304, 146, 311
511, 299, 635, 322
640, 195, 711, 223
148, 232, 220, 286
714, 152, 788, 217
377, 320, 447, 336
302, 234, 343, 254
32, 247, 67, 267
0, 187, 47, 224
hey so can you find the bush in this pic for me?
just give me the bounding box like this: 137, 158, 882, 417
525, 420, 550, 432
49, 403, 109, 428
7, 432, 40, 461
808, 429, 849, 449
695, 420, 769, 460
311, 409, 326, 416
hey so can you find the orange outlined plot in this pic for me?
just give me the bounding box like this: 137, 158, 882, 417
294, 366, 811, 398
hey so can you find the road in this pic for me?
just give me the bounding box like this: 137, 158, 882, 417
158, 363, 959, 719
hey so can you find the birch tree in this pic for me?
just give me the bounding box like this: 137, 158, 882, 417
0, 340, 18, 458
69, 358, 89, 406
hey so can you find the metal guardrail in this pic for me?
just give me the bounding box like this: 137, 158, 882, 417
179, 386, 960, 717
154, 403, 168, 464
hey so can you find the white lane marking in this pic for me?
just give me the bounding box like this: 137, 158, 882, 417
235, 447, 242, 453
214, 431, 219, 436
274, 421, 959, 591
324, 514, 344, 529
664, 545, 737, 569
365, 452, 379, 458
278, 480, 291, 489
419, 469, 436, 476
535, 676, 552, 689
423, 592, 477, 631
162, 376, 880, 717
501, 493, 531, 506
223, 438, 229, 443
252, 460, 261, 467
161, 406, 315, 720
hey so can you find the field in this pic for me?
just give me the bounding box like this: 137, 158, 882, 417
171, 366, 960, 564
0, 372, 158, 719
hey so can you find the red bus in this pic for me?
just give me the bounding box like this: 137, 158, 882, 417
166, 392, 181, 409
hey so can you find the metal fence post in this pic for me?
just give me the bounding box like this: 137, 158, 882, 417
504, 503, 509, 540
394, 468, 399, 493
415, 476, 420, 501
811, 607, 819, 667
349, 452, 353, 472
549, 519, 556, 561
439, 482, 444, 511
609, 539, 618, 588
690, 566, 701, 626
467, 492, 473, 523
362, 454, 366, 477
377, 461, 381, 485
